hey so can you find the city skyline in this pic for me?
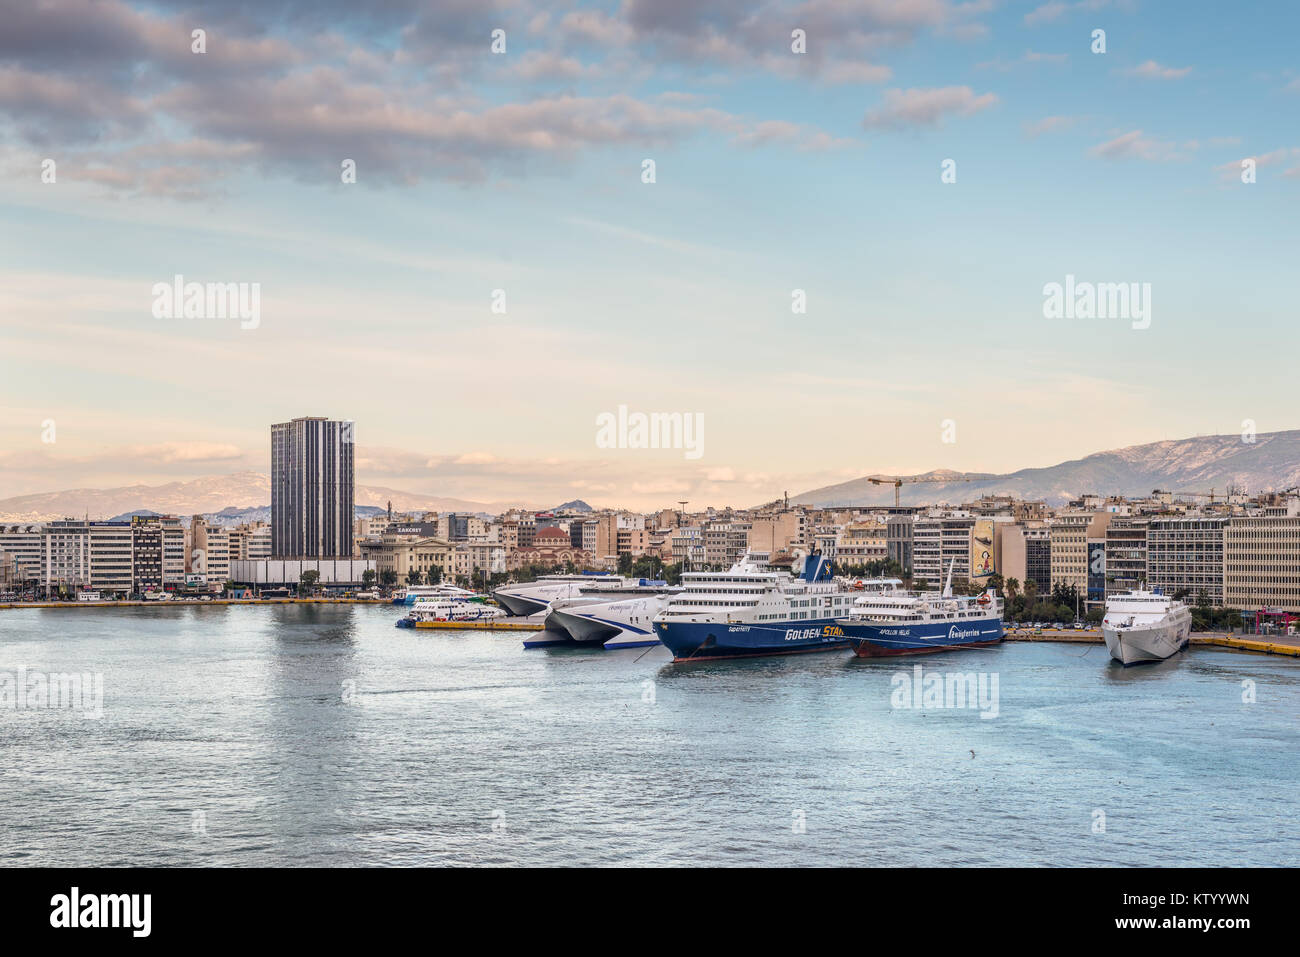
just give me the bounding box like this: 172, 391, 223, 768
4, 1, 1300, 509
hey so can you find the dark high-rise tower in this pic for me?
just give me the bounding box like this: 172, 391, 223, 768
271, 417, 354, 558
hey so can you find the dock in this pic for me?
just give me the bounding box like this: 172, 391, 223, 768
1004, 627, 1300, 658
0, 598, 391, 609
413, 618, 539, 631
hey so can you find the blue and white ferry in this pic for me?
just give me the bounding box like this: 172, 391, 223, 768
392, 584, 480, 606
651, 551, 898, 662
836, 561, 1004, 657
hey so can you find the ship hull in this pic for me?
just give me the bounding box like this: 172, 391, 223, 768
1103, 621, 1190, 665
652, 618, 849, 662
493, 590, 549, 617
839, 618, 1004, 657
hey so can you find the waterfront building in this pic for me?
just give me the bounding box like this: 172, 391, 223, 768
188, 517, 230, 589
271, 416, 355, 558
88, 522, 134, 597
1086, 535, 1107, 611
1147, 514, 1227, 606
1104, 516, 1149, 597
129, 514, 185, 593
229, 558, 376, 590
1000, 522, 1052, 597
1224, 501, 1300, 613
1049, 512, 1109, 594
0, 524, 45, 586
41, 520, 91, 595
911, 512, 975, 587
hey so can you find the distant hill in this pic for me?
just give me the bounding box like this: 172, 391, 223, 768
0, 471, 531, 522
792, 430, 1300, 506
551, 499, 594, 513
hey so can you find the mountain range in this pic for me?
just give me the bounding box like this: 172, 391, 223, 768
792, 430, 1300, 507
3, 431, 1298, 521
0, 471, 526, 523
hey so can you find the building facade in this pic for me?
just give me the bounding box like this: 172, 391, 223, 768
271, 416, 355, 558
1224, 504, 1300, 612
1147, 515, 1227, 606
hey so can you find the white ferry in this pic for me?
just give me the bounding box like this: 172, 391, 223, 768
1102, 589, 1192, 665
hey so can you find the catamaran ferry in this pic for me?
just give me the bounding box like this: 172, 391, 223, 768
651, 552, 896, 662
836, 561, 1004, 657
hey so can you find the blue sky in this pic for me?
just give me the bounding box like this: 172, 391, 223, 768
1, 0, 1298, 509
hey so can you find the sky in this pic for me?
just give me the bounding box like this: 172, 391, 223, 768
1, 0, 1298, 510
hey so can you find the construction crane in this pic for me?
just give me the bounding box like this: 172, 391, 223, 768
867, 474, 973, 507
1161, 488, 1218, 503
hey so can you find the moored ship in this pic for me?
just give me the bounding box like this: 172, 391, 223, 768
651, 551, 893, 662
1102, 589, 1191, 665
836, 562, 1003, 657
395, 599, 507, 627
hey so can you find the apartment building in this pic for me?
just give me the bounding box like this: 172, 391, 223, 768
670, 527, 703, 568
835, 520, 888, 565
703, 521, 749, 567
1224, 502, 1300, 612
1147, 514, 1227, 606
0, 524, 45, 585
1050, 512, 1109, 593
911, 512, 975, 586
188, 517, 231, 589
129, 514, 185, 593
1104, 516, 1149, 598
747, 511, 807, 556
999, 522, 1051, 596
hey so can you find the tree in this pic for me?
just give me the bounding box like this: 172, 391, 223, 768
405, 569, 424, 586
1005, 577, 1020, 604
299, 569, 320, 594
617, 553, 634, 575
361, 569, 376, 588
427, 565, 443, 584
380, 569, 398, 588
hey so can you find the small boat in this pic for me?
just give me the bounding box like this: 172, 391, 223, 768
395, 599, 507, 628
